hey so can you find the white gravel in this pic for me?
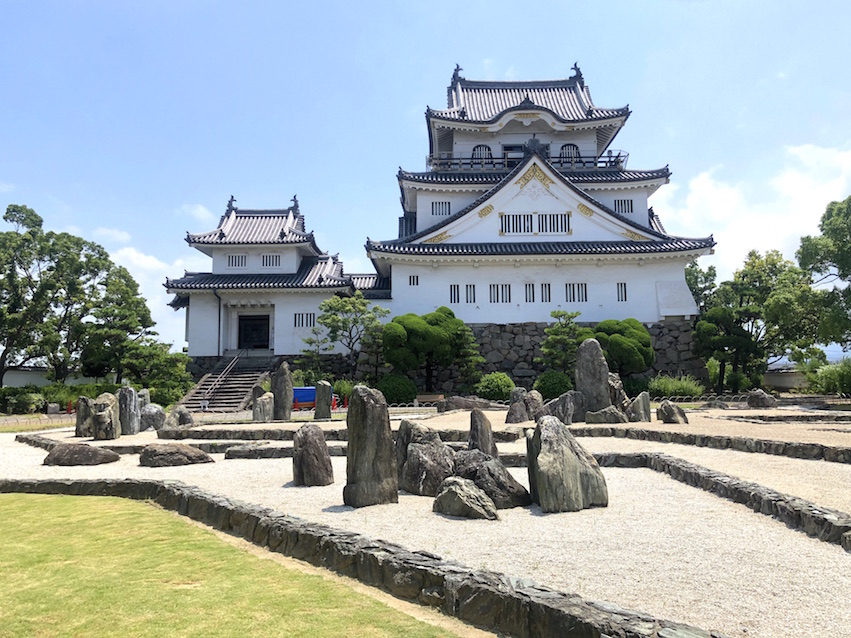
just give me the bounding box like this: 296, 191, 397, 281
2, 431, 850, 637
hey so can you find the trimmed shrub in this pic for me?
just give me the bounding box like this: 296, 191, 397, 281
474, 372, 515, 402
533, 370, 572, 401
333, 379, 355, 402
622, 376, 650, 398
40, 383, 122, 408
648, 374, 706, 398
813, 359, 851, 394
7, 392, 46, 414
376, 373, 418, 404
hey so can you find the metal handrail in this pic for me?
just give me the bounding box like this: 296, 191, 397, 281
425, 150, 628, 172
201, 349, 245, 406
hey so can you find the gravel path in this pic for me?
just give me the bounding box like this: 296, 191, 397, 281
2, 431, 850, 638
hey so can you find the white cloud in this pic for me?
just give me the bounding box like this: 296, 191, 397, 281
111, 246, 209, 351
655, 144, 851, 281
94, 227, 131, 244
0, 181, 13, 193
179, 203, 216, 223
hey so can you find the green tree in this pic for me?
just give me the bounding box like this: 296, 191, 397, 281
685, 260, 717, 314
298, 325, 333, 381
716, 250, 820, 368
577, 318, 655, 376
121, 338, 193, 406
316, 291, 389, 378
0, 205, 111, 385
80, 266, 155, 382
798, 194, 851, 344
382, 306, 482, 392
535, 310, 581, 374
693, 306, 761, 393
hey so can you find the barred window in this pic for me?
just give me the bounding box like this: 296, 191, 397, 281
227, 254, 247, 268
261, 254, 281, 268
525, 283, 535, 303
465, 284, 476, 303
541, 283, 551, 303
431, 201, 451, 216
614, 199, 634, 214
566, 283, 588, 303
500, 213, 533, 234
450, 284, 460, 304
294, 312, 316, 328
489, 283, 511, 303
409, 275, 419, 286
537, 213, 570, 234
617, 282, 628, 302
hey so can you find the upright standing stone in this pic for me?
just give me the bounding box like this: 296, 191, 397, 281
343, 386, 398, 507
164, 405, 194, 429
542, 392, 575, 425
92, 393, 120, 440
253, 392, 275, 422
527, 416, 608, 512
608, 373, 630, 412
626, 391, 652, 422
137, 389, 151, 410
523, 390, 545, 422
314, 380, 333, 420
140, 403, 166, 431
293, 423, 334, 486
75, 396, 94, 437
575, 339, 612, 412
117, 387, 140, 435
469, 408, 499, 457
568, 390, 587, 423
271, 361, 293, 421
251, 384, 266, 405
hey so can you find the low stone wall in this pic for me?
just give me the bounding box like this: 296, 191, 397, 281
157, 427, 521, 444
596, 452, 851, 552
0, 477, 725, 638
571, 426, 851, 464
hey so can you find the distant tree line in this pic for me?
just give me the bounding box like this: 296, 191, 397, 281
0, 204, 191, 401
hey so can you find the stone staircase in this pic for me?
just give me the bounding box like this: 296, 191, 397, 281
181, 353, 280, 412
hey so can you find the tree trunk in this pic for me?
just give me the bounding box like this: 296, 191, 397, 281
717, 360, 726, 394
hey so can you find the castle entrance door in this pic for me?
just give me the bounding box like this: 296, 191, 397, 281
238, 315, 270, 350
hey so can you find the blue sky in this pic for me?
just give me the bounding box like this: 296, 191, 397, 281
2, 1, 851, 351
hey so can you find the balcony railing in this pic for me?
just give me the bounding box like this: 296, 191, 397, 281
426, 150, 628, 172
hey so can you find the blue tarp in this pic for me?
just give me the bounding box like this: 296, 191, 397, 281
293, 386, 315, 407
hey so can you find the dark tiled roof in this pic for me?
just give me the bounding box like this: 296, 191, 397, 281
351, 273, 392, 299
431, 70, 629, 124
366, 238, 715, 257
398, 167, 671, 185
186, 207, 319, 249
165, 256, 352, 292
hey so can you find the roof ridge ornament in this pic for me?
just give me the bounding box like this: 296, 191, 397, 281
518, 94, 535, 109
570, 62, 584, 87
226, 195, 237, 213
291, 194, 299, 213
452, 63, 463, 84
524, 136, 546, 157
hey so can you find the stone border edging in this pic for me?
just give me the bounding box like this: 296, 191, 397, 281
158, 427, 521, 444
0, 477, 725, 638
571, 426, 851, 464
595, 452, 851, 553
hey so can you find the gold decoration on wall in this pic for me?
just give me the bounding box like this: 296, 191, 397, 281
515, 164, 554, 190
514, 113, 539, 119
577, 204, 594, 217
423, 231, 451, 244
478, 204, 494, 218
622, 230, 649, 241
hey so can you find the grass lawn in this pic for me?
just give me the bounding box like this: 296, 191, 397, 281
0, 421, 71, 434
0, 494, 462, 638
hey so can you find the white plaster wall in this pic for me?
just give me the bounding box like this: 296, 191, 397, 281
452, 128, 598, 160
416, 191, 484, 233
590, 189, 651, 227
388, 259, 696, 324
186, 293, 221, 357
210, 246, 301, 274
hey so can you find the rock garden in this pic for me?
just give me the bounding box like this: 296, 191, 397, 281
3, 345, 851, 638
